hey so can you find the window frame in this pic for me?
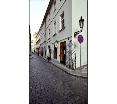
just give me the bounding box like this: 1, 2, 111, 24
59, 12, 65, 32
54, 0, 56, 12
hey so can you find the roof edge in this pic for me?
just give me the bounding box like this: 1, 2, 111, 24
39, 0, 54, 32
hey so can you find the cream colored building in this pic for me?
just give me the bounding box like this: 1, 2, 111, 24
39, 0, 87, 69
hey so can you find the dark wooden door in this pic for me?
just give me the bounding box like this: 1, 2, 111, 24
54, 46, 57, 59
60, 41, 66, 64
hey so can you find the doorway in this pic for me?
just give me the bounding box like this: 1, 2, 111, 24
60, 41, 66, 65
54, 45, 57, 59
48, 45, 51, 59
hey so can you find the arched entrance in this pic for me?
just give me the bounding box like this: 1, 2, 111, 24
60, 41, 66, 65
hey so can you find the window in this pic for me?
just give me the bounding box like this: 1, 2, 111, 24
49, 29, 50, 35
54, 21, 56, 26
53, 21, 57, 36
47, 29, 50, 40
59, 12, 65, 31
54, 21, 56, 31
48, 11, 50, 21
54, 0, 56, 12
54, 0, 56, 6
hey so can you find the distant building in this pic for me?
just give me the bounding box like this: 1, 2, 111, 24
39, 21, 46, 58
31, 40, 34, 52
33, 32, 40, 54
39, 0, 87, 69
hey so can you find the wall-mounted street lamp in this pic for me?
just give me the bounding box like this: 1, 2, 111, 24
74, 16, 84, 37
79, 16, 84, 29
74, 16, 84, 68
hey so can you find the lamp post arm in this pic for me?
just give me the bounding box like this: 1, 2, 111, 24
74, 29, 82, 37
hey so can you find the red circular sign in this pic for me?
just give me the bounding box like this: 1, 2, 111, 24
78, 35, 83, 44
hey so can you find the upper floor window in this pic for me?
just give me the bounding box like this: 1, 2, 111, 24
48, 11, 50, 21
48, 28, 50, 39
54, 0, 56, 5
59, 12, 65, 31
49, 29, 50, 35
53, 20, 57, 36
54, 21, 56, 26
54, 0, 56, 12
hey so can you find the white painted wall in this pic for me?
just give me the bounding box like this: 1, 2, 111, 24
44, 0, 72, 62
39, 0, 87, 68
72, 0, 87, 68
39, 23, 46, 45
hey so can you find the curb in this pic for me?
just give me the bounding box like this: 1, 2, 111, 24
38, 54, 87, 78
51, 62, 82, 78
51, 61, 87, 78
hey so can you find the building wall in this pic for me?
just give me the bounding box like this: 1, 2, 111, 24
39, 22, 46, 57
39, 0, 87, 69
39, 23, 46, 44
44, 0, 72, 63
72, 0, 87, 68
33, 32, 40, 53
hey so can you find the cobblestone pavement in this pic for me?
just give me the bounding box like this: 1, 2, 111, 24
29, 53, 88, 104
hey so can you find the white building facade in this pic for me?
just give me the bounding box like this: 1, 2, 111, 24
33, 32, 40, 54
39, 0, 87, 69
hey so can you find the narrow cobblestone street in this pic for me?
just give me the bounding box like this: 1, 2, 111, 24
29, 53, 88, 104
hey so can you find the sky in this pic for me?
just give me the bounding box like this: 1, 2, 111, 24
30, 0, 49, 36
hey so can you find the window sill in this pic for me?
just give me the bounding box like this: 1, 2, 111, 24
48, 38, 50, 40
59, 26, 65, 33
53, 33, 57, 37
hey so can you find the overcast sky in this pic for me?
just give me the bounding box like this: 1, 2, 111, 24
30, 0, 49, 35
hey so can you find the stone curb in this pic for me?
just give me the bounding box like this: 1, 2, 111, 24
38, 54, 87, 78
50, 60, 87, 78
